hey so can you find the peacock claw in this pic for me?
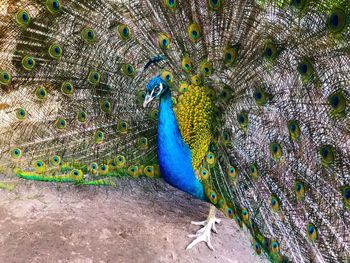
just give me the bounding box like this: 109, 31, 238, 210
186, 216, 221, 250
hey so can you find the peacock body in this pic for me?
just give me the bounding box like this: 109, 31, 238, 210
156, 80, 206, 199
0, 0, 349, 262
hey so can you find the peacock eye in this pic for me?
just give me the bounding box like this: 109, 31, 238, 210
154, 87, 160, 93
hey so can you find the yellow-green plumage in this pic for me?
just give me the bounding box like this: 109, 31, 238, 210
174, 85, 214, 170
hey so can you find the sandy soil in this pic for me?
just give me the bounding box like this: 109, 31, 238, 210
0, 177, 266, 263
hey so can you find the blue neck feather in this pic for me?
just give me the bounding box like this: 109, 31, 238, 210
157, 89, 205, 200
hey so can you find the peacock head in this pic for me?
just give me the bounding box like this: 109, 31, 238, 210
143, 75, 170, 107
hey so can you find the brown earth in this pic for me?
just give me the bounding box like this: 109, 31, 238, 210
0, 177, 266, 263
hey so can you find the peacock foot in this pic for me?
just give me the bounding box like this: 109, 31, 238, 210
186, 205, 221, 250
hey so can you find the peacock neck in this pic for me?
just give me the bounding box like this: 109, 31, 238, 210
157, 89, 205, 200
159, 89, 173, 112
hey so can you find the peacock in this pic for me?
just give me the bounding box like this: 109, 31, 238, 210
0, 0, 349, 262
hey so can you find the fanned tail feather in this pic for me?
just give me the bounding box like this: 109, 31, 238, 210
0, 0, 349, 262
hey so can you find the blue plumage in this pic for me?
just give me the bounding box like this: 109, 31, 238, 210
146, 76, 166, 93
150, 77, 205, 200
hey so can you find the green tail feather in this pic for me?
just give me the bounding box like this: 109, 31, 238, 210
0, 0, 349, 262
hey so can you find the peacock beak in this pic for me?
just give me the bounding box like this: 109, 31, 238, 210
143, 94, 153, 108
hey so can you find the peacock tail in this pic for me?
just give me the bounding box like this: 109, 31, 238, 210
0, 0, 349, 262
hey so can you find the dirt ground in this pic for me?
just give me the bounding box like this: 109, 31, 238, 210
0, 177, 266, 263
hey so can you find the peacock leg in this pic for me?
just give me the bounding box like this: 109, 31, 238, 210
186, 204, 221, 250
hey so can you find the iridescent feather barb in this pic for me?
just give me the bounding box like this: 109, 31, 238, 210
0, 0, 350, 262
